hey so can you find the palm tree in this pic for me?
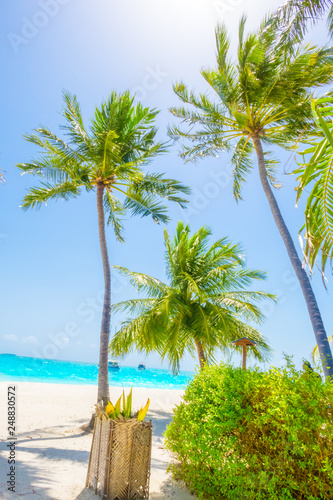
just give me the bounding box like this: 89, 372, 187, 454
110, 221, 273, 373
312, 335, 333, 365
17, 91, 190, 405
168, 17, 333, 379
295, 96, 333, 277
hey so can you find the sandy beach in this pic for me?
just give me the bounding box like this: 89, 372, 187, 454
0, 382, 195, 500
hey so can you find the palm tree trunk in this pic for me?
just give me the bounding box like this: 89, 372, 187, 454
195, 340, 206, 369
253, 135, 333, 380
96, 182, 111, 404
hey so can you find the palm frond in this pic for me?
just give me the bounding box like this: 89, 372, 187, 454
113, 266, 168, 297
263, 152, 282, 189
269, 0, 332, 47
124, 188, 170, 223
111, 298, 157, 315
231, 137, 253, 201
61, 91, 91, 151
296, 97, 333, 273
110, 310, 167, 357
20, 181, 81, 210
104, 191, 125, 242
130, 172, 190, 209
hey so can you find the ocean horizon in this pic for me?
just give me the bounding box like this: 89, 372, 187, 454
0, 353, 194, 389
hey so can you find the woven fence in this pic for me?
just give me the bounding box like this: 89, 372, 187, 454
86, 411, 152, 500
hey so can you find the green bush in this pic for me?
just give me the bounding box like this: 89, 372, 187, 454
164, 361, 333, 499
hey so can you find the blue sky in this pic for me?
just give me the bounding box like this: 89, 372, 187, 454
0, 0, 331, 372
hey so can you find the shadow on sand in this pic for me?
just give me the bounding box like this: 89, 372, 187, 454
0, 407, 195, 500
0, 447, 61, 500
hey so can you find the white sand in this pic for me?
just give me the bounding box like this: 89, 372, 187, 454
0, 382, 196, 500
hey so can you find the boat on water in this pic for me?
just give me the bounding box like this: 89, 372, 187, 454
138, 363, 146, 370
108, 360, 120, 370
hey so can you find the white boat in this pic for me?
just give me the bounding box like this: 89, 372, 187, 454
108, 360, 120, 370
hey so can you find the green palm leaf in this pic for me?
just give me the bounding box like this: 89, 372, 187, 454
270, 0, 333, 46
296, 96, 333, 274
20, 180, 82, 210
103, 191, 125, 242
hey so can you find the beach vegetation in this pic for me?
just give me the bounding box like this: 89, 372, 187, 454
165, 360, 333, 499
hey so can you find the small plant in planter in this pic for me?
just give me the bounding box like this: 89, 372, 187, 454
104, 389, 150, 422
86, 390, 152, 500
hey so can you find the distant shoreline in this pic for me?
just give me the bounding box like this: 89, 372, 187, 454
0, 353, 194, 389
0, 353, 194, 374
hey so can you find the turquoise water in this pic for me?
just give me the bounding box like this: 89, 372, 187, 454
0, 354, 193, 389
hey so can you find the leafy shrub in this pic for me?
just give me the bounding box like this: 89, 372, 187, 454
164, 361, 333, 499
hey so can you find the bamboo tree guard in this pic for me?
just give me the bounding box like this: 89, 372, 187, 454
86, 409, 152, 500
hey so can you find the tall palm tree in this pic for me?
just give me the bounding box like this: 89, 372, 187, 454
17, 91, 190, 405
295, 96, 333, 277
168, 17, 333, 379
110, 221, 273, 373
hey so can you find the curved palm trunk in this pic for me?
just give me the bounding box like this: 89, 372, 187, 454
253, 136, 333, 380
195, 340, 206, 369
96, 183, 111, 405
